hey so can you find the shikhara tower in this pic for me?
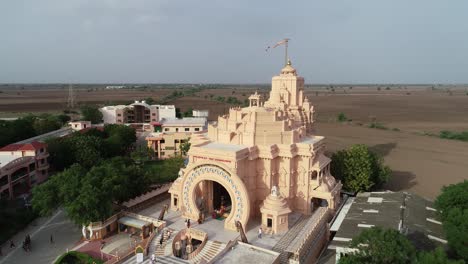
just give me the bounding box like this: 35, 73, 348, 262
169, 60, 342, 231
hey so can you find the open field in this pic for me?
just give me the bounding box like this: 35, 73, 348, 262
1, 84, 467, 198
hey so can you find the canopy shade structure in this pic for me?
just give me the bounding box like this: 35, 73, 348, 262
118, 216, 151, 229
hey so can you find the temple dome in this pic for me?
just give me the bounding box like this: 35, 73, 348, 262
261, 188, 292, 215
281, 60, 297, 75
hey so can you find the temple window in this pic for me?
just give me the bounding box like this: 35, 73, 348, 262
311, 171, 318, 180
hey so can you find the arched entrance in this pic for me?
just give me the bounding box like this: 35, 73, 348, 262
311, 197, 328, 213
178, 163, 250, 231
195, 180, 232, 220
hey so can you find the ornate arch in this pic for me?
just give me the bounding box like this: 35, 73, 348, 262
180, 162, 250, 231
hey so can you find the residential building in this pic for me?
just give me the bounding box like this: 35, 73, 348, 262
100, 101, 176, 131
69, 121, 91, 131
146, 117, 208, 158
0, 141, 49, 199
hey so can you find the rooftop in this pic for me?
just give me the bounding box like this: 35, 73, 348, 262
200, 142, 247, 152
161, 117, 206, 125
0, 155, 21, 169
329, 191, 445, 250
0, 141, 47, 151
214, 242, 280, 264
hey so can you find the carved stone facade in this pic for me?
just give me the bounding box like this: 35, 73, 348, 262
169, 61, 342, 231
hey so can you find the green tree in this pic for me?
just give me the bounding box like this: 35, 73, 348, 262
416, 247, 465, 264
31, 178, 60, 216
143, 97, 155, 105
337, 112, 348, 122
435, 181, 468, 220
331, 144, 391, 192
70, 135, 104, 168
338, 227, 416, 264
131, 146, 151, 165
80, 105, 103, 124
45, 137, 75, 170
180, 140, 191, 156
442, 208, 468, 261
33, 118, 61, 135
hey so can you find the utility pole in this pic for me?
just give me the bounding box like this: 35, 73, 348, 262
67, 84, 76, 108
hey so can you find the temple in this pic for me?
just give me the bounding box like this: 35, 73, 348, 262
169, 60, 342, 233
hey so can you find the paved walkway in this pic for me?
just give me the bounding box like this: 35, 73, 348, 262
0, 209, 81, 264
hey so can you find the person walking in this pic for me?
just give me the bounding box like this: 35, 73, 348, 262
159, 232, 164, 248
9, 240, 15, 248
151, 253, 156, 264
258, 227, 262, 239
50, 234, 54, 244
187, 219, 191, 229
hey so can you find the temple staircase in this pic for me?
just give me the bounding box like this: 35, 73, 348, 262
272, 215, 311, 264
190, 240, 226, 263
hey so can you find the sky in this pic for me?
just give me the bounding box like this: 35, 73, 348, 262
1, 0, 467, 84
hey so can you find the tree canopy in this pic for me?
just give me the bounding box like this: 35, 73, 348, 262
0, 113, 70, 147
46, 124, 136, 170
32, 158, 149, 225
331, 144, 390, 193
338, 227, 416, 264
435, 180, 468, 261
339, 227, 464, 264
80, 105, 103, 124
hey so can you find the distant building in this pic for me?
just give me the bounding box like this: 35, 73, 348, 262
100, 101, 176, 131
146, 117, 208, 158
69, 121, 91, 131
105, 85, 126, 89
318, 191, 446, 264
192, 109, 209, 118
0, 141, 49, 199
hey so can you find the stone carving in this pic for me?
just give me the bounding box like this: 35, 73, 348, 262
271, 186, 279, 197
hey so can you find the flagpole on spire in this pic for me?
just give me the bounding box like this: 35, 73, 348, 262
265, 38, 291, 66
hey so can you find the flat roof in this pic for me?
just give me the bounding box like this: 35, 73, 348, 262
0, 155, 20, 169
299, 135, 323, 145
329, 191, 445, 250
214, 242, 279, 264
118, 216, 151, 229
161, 118, 206, 125
200, 142, 247, 152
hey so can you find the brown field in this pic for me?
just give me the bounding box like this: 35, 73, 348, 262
1, 84, 467, 199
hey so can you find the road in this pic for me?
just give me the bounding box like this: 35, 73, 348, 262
0, 209, 82, 264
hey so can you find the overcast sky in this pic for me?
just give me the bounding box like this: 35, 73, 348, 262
1, 0, 467, 84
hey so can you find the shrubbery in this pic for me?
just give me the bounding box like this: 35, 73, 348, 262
54, 251, 103, 264
331, 144, 390, 193
0, 113, 71, 147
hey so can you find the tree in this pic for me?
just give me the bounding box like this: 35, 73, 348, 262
45, 137, 75, 170
80, 105, 103, 124
143, 97, 155, 105
69, 135, 104, 169
131, 146, 151, 165
33, 118, 61, 135
416, 247, 464, 264
31, 178, 60, 216
331, 144, 391, 192
442, 208, 468, 261
32, 158, 149, 226
337, 112, 348, 122
435, 180, 468, 220
338, 227, 416, 264
180, 140, 191, 156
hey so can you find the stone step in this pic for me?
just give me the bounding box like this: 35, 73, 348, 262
156, 255, 189, 264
